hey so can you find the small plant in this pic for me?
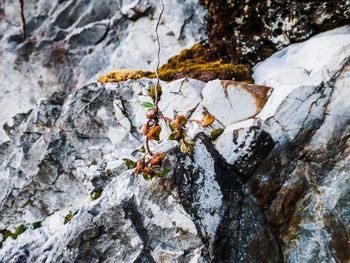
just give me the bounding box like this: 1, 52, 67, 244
0, 221, 42, 247
122, 0, 221, 180
209, 128, 224, 141
90, 188, 102, 201
64, 210, 78, 225
127, 82, 217, 180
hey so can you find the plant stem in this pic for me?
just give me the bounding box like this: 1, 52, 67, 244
154, 0, 164, 109
145, 137, 154, 156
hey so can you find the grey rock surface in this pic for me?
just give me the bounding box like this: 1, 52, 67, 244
0, 0, 206, 142
0, 26, 349, 263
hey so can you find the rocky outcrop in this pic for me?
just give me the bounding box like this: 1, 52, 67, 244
1, 26, 350, 262
200, 0, 350, 65
0, 0, 205, 141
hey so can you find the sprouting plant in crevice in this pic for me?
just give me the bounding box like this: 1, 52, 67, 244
90, 188, 102, 201
0, 221, 42, 247
120, 0, 220, 180
63, 210, 78, 225
126, 83, 216, 180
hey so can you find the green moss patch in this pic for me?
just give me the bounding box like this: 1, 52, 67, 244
154, 43, 252, 82
96, 44, 252, 83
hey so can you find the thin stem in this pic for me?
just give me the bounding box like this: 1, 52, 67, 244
157, 114, 172, 122
145, 137, 154, 156
154, 0, 164, 109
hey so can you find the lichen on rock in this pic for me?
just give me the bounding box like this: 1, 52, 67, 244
155, 43, 253, 82
97, 70, 154, 83
97, 44, 253, 83
200, 0, 350, 65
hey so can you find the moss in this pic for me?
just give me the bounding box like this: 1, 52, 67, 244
153, 43, 252, 82
90, 188, 103, 201
96, 44, 252, 83
97, 70, 154, 83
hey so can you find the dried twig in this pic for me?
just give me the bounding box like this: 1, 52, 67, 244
154, 0, 164, 108
143, 0, 165, 157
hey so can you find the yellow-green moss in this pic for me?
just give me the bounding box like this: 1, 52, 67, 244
96, 44, 252, 83
154, 43, 253, 82
97, 70, 154, 83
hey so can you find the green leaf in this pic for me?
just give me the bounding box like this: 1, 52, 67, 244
143, 173, 154, 181
26, 221, 41, 230
168, 132, 176, 141
63, 210, 79, 225
209, 128, 224, 141
141, 102, 154, 109
168, 123, 175, 132
155, 168, 171, 178
123, 158, 137, 169
90, 188, 103, 200
12, 224, 27, 239
139, 145, 146, 153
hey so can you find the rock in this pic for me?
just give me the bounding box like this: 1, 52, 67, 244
202, 80, 271, 127
154, 43, 253, 82
200, 0, 350, 65
1, 26, 350, 263
0, 0, 206, 142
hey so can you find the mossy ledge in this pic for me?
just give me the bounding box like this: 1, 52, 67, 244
96, 44, 253, 83
97, 70, 154, 83
155, 43, 252, 82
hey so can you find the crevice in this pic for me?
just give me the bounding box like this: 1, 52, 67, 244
122, 196, 156, 263
119, 99, 140, 140
178, 13, 194, 41
94, 23, 110, 46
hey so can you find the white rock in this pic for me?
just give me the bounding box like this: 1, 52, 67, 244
253, 25, 350, 120
202, 79, 271, 126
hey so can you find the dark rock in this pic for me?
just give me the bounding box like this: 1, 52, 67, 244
200, 0, 350, 65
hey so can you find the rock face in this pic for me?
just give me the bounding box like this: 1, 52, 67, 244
0, 0, 205, 142
200, 0, 350, 65
1, 26, 350, 263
